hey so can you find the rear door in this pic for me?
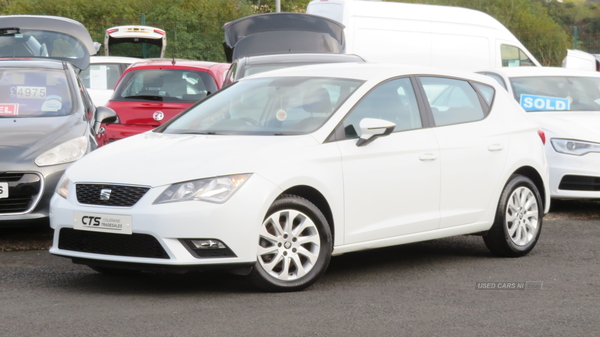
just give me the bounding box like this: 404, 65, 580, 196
417, 76, 509, 228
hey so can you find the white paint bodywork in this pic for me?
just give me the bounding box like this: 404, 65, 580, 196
50, 63, 550, 267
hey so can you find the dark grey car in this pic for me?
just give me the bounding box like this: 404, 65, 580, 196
0, 15, 117, 226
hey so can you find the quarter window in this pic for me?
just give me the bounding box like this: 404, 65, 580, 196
342, 77, 422, 139
420, 77, 485, 127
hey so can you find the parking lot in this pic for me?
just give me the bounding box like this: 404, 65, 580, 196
0, 200, 598, 336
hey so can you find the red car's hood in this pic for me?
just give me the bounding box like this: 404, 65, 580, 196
105, 100, 193, 127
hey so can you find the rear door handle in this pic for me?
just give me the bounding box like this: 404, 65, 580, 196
419, 153, 438, 161
488, 144, 504, 152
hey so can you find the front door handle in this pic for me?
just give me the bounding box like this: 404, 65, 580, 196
419, 153, 438, 161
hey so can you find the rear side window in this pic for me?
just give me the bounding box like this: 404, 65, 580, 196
420, 77, 485, 127
472, 82, 495, 106
0, 68, 73, 117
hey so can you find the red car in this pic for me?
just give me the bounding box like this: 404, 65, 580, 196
98, 60, 230, 146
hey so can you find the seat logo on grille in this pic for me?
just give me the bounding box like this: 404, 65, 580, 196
100, 189, 112, 201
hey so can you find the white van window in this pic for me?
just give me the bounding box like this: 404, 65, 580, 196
501, 45, 536, 67
420, 77, 485, 126
80, 64, 122, 90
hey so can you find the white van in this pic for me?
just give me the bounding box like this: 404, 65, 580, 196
561, 49, 600, 71
306, 0, 541, 71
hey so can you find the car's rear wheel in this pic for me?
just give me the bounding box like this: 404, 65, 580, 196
250, 194, 332, 292
484, 175, 543, 257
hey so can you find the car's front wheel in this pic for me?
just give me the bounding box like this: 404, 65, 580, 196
484, 175, 543, 257
250, 194, 332, 292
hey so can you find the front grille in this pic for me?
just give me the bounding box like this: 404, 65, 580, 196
58, 228, 169, 259
0, 172, 25, 182
559, 175, 600, 191
0, 173, 42, 214
76, 184, 150, 207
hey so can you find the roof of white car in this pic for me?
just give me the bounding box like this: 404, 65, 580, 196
245, 62, 497, 85
486, 66, 600, 78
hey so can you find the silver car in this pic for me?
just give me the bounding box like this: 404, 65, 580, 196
0, 15, 117, 226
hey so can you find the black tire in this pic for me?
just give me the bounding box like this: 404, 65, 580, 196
249, 194, 332, 292
484, 174, 543, 257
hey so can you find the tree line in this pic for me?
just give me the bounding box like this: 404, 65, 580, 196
2, 0, 598, 65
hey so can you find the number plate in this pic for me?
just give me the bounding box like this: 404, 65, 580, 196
0, 182, 8, 199
73, 211, 132, 235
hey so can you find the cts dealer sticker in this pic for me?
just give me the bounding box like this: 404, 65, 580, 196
520, 94, 570, 111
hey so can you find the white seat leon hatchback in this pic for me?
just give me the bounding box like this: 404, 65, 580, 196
49, 63, 550, 292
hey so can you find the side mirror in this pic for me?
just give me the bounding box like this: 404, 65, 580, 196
356, 118, 395, 147
93, 106, 118, 134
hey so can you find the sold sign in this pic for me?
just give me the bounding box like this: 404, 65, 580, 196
0, 103, 18, 115
520, 94, 570, 111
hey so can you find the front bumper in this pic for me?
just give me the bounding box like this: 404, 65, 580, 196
49, 174, 279, 270
547, 147, 600, 199
0, 166, 66, 226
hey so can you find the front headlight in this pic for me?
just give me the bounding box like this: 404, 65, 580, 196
551, 138, 600, 156
56, 176, 70, 199
154, 174, 251, 204
35, 136, 88, 167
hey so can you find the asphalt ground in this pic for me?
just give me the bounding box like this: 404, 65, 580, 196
0, 199, 598, 336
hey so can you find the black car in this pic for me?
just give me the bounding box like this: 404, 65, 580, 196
0, 15, 117, 226
221, 12, 364, 86
223, 52, 365, 86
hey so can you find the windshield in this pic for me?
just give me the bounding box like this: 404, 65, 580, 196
161, 77, 363, 135
113, 69, 218, 103
0, 68, 73, 117
511, 76, 600, 111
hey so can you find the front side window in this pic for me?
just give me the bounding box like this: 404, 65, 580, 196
501, 45, 536, 67
162, 77, 363, 135
511, 76, 600, 112
114, 69, 218, 103
420, 77, 485, 126
0, 68, 73, 117
342, 77, 422, 139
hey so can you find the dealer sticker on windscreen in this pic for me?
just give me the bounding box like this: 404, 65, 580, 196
520, 94, 570, 111
73, 211, 133, 235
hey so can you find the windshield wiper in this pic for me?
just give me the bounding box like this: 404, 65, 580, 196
122, 95, 163, 101
176, 131, 217, 135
